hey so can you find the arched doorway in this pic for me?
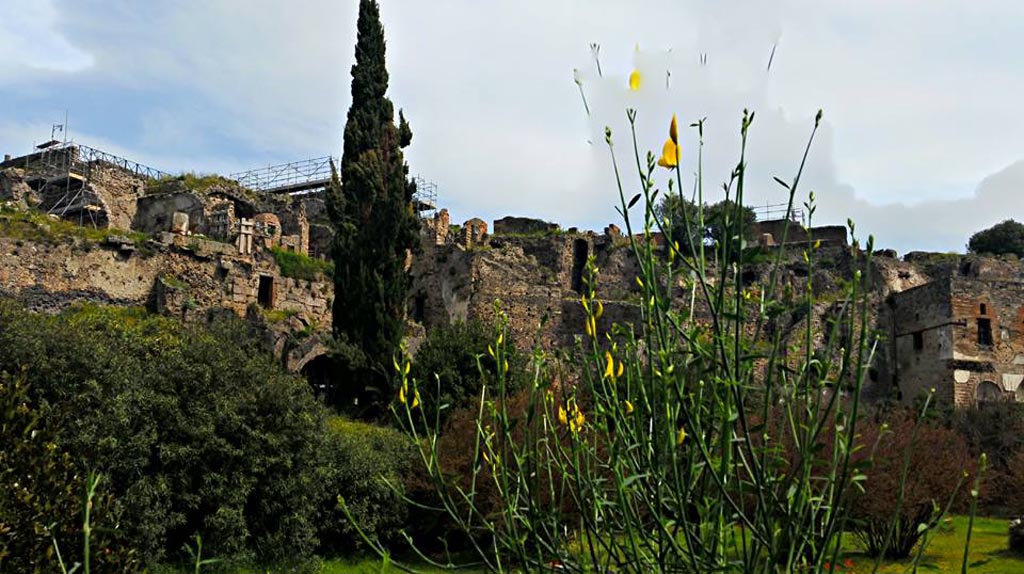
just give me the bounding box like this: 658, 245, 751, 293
301, 354, 337, 403
976, 380, 1002, 403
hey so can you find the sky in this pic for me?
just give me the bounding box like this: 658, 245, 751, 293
2, 0, 1023, 254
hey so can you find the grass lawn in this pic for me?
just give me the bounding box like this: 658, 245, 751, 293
227, 515, 1022, 573
839, 516, 1021, 573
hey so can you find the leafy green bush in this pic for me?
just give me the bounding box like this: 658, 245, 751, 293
272, 246, 335, 281
0, 301, 328, 568
318, 417, 417, 555
967, 219, 1024, 257
0, 373, 143, 573
409, 319, 522, 427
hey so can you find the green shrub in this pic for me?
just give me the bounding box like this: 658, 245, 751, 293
318, 417, 417, 555
272, 246, 335, 281
0, 301, 328, 568
0, 373, 143, 573
409, 319, 522, 428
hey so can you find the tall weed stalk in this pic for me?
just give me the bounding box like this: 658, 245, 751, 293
366, 105, 978, 573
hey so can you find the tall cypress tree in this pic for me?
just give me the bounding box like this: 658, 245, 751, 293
327, 0, 419, 409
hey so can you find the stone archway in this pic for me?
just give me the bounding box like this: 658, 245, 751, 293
976, 380, 1002, 403
301, 354, 335, 402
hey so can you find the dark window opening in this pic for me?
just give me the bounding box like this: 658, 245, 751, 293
257, 275, 275, 309
980, 303, 987, 315
413, 292, 426, 323
571, 238, 589, 294
978, 318, 993, 346
913, 331, 923, 351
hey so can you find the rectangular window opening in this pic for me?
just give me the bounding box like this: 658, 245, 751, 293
978, 318, 993, 346
258, 275, 275, 309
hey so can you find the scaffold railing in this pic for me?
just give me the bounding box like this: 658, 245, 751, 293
75, 144, 171, 180
753, 202, 805, 225
231, 156, 439, 215
10, 141, 171, 181
231, 156, 335, 194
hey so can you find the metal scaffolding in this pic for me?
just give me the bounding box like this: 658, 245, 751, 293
230, 156, 335, 195
753, 202, 805, 225
4, 141, 170, 227
231, 156, 439, 217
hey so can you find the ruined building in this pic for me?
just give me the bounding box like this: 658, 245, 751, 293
889, 255, 1024, 406
4, 140, 1024, 408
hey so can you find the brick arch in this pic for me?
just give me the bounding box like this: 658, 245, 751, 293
976, 380, 1002, 403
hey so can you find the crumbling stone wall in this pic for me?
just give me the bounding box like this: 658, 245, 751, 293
493, 216, 560, 236
133, 192, 207, 235
87, 164, 145, 230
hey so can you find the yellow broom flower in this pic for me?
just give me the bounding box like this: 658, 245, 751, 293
657, 114, 681, 169
624, 400, 634, 415
658, 139, 680, 169
603, 351, 614, 379
558, 399, 586, 433
398, 382, 407, 404
676, 426, 687, 446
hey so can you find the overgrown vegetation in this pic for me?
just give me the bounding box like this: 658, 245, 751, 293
0, 303, 327, 569
968, 219, 1024, 257
379, 98, 986, 573
271, 245, 335, 281
408, 319, 525, 428
148, 172, 239, 195
0, 204, 149, 250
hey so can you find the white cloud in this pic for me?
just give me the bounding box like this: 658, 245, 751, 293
0, 0, 93, 74
1, 0, 1023, 254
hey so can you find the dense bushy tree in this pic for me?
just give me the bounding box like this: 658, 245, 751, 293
0, 302, 328, 568
656, 195, 757, 256
409, 320, 522, 427
0, 374, 143, 573
327, 0, 420, 412
967, 219, 1024, 257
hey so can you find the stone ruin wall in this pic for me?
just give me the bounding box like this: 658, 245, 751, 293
9, 143, 1024, 408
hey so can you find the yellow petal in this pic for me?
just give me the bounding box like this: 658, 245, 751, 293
488, 344, 495, 358
580, 294, 589, 312
404, 361, 410, 375
503, 359, 509, 374
558, 405, 568, 426
669, 114, 678, 144
617, 361, 624, 378
497, 332, 504, 345
676, 427, 687, 446
624, 400, 634, 415
629, 69, 642, 91
595, 300, 604, 319
603, 351, 614, 379
657, 139, 680, 169
573, 411, 585, 432
411, 390, 420, 409
393, 357, 401, 373
398, 383, 407, 403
